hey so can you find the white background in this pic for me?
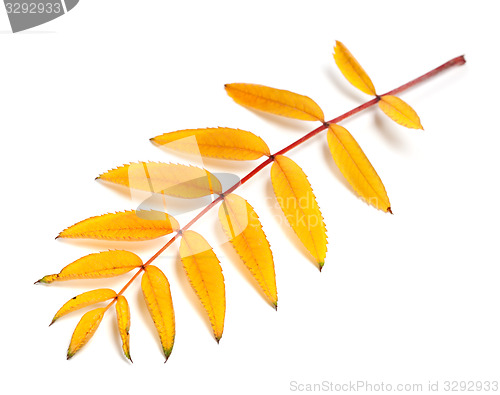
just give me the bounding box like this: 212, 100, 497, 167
1, 1, 499, 394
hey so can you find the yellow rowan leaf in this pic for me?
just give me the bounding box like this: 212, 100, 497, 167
115, 295, 132, 362
378, 95, 423, 129
333, 40, 377, 96
327, 124, 391, 212
57, 210, 179, 241
36, 250, 143, 284
97, 162, 222, 198
218, 194, 277, 308
67, 308, 105, 359
151, 128, 270, 161
225, 83, 325, 122
180, 230, 225, 342
271, 155, 327, 270
141, 265, 175, 361
51, 288, 116, 325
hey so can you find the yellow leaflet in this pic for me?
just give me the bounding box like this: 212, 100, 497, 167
37, 250, 143, 284
333, 41, 377, 96
271, 155, 328, 270
141, 265, 175, 361
67, 308, 105, 359
378, 95, 423, 129
115, 295, 132, 362
327, 124, 391, 212
57, 210, 179, 241
51, 288, 116, 325
225, 83, 324, 122
180, 230, 225, 342
218, 194, 277, 308
151, 128, 270, 161
97, 162, 222, 198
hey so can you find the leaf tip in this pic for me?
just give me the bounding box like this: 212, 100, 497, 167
163, 347, 173, 362
272, 302, 278, 311
318, 262, 324, 272
36, 275, 53, 285
387, 207, 393, 215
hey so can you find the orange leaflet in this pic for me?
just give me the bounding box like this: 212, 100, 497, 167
271, 155, 328, 270
141, 265, 175, 361
151, 127, 270, 161
218, 194, 277, 308
327, 124, 391, 213
57, 210, 179, 241
115, 295, 132, 362
378, 95, 423, 129
50, 288, 116, 325
180, 230, 225, 342
97, 162, 222, 198
67, 308, 106, 359
225, 83, 325, 122
333, 40, 377, 96
36, 250, 143, 284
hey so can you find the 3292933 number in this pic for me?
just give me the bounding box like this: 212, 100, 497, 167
5, 2, 62, 14
444, 381, 499, 392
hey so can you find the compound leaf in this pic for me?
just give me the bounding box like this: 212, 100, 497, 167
327, 124, 391, 212
225, 83, 324, 122
218, 194, 277, 308
37, 250, 143, 284
378, 95, 423, 129
97, 162, 222, 198
180, 230, 225, 342
141, 265, 175, 361
271, 155, 327, 270
67, 308, 105, 359
151, 127, 270, 161
57, 210, 179, 241
333, 40, 377, 96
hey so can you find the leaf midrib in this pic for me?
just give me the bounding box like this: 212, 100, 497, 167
329, 128, 388, 209
275, 160, 323, 261
229, 85, 322, 121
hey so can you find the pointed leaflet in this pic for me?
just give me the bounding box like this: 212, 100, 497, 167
327, 124, 391, 212
151, 128, 270, 161
180, 230, 225, 342
97, 162, 222, 198
218, 194, 277, 308
271, 155, 327, 269
333, 40, 377, 96
141, 265, 175, 361
378, 95, 423, 129
37, 250, 142, 284
57, 210, 179, 241
115, 295, 132, 362
50, 288, 116, 325
67, 308, 105, 359
225, 83, 325, 122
